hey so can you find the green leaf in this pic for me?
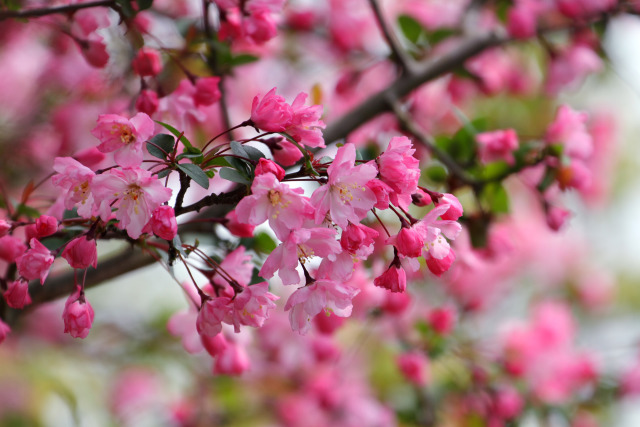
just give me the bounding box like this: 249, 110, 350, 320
154, 120, 194, 149
205, 170, 215, 178
242, 145, 265, 162
481, 182, 509, 214
398, 15, 423, 45
219, 168, 250, 185
230, 54, 259, 67
253, 232, 277, 254
147, 134, 175, 159
177, 163, 210, 189
157, 169, 171, 179
230, 140, 248, 158
115, 0, 136, 18
425, 165, 448, 182
176, 146, 204, 164
204, 156, 232, 168
226, 156, 252, 178
62, 208, 79, 220
15, 204, 40, 219
136, 0, 153, 10
480, 161, 510, 181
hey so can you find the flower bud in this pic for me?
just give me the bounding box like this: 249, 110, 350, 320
193, 77, 221, 106
63, 288, 95, 339
255, 158, 285, 181
62, 236, 98, 269
438, 193, 463, 221
4, 279, 31, 309
132, 47, 162, 77
150, 205, 178, 241
35, 215, 58, 238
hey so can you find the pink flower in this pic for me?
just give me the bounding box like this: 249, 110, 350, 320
35, 215, 58, 238
0, 319, 10, 344
150, 205, 177, 240
197, 297, 231, 337
545, 105, 593, 160
426, 248, 456, 277
243, 10, 278, 43
73, 147, 107, 169
214, 341, 251, 376
91, 113, 155, 168
340, 222, 379, 259
229, 282, 279, 332
397, 351, 430, 386
4, 279, 31, 309
92, 167, 172, 239
475, 129, 519, 165
17, 238, 54, 285
414, 203, 462, 266
412, 188, 432, 207
136, 89, 159, 116
52, 157, 96, 218
546, 205, 571, 231
63, 287, 95, 339
388, 227, 423, 258
438, 193, 464, 221
224, 210, 255, 238
255, 158, 285, 180
428, 305, 457, 335
0, 236, 26, 263
492, 386, 523, 420
62, 236, 98, 269
193, 77, 222, 106
284, 279, 360, 334
0, 220, 10, 237
507, 2, 539, 39
377, 136, 421, 209
250, 88, 294, 132
287, 92, 326, 149
77, 37, 109, 68
132, 47, 162, 77
235, 172, 313, 240
213, 246, 254, 289
374, 261, 407, 293
367, 178, 393, 210
545, 44, 602, 94
310, 144, 377, 228
265, 137, 303, 166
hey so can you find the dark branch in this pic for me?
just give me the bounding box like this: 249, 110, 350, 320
368, 0, 415, 73
0, 0, 116, 20
174, 186, 247, 216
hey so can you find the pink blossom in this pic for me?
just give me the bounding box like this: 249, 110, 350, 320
261, 227, 341, 285
214, 341, 251, 375
0, 236, 26, 263
235, 172, 313, 240
243, 10, 278, 43
545, 105, 593, 160
475, 129, 519, 165
310, 144, 377, 228
77, 37, 109, 68
255, 158, 285, 180
428, 305, 457, 335
35, 215, 58, 238
492, 386, 523, 420
377, 136, 421, 209
63, 287, 95, 339
411, 188, 432, 207
197, 297, 232, 337
229, 282, 279, 332
213, 246, 255, 289
374, 261, 407, 293
388, 227, 423, 258
250, 88, 294, 132
426, 248, 456, 277
265, 137, 303, 166
91, 113, 155, 168
438, 193, 464, 221
507, 2, 539, 39
224, 210, 255, 238
62, 236, 98, 269
414, 203, 462, 264
52, 156, 96, 218
4, 279, 31, 309
92, 167, 172, 239
150, 205, 177, 240
546, 205, 571, 231
17, 238, 54, 285
340, 222, 379, 259
545, 44, 602, 94
201, 333, 229, 357
367, 178, 393, 210
287, 92, 326, 149
132, 47, 162, 77
0, 319, 10, 344
0, 220, 10, 237
381, 291, 412, 314
313, 311, 346, 335
73, 147, 106, 169
136, 89, 159, 116
193, 77, 222, 106
397, 351, 430, 386
284, 279, 360, 334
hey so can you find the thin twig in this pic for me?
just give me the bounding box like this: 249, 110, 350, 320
0, 0, 116, 20
367, 0, 415, 74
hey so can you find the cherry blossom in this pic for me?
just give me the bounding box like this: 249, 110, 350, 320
91, 113, 155, 168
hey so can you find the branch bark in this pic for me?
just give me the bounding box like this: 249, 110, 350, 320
0, 0, 115, 20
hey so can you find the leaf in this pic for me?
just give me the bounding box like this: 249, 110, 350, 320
147, 134, 175, 159
176, 146, 204, 164
253, 232, 277, 254
115, 0, 136, 17
425, 165, 448, 183
481, 182, 509, 214
157, 169, 171, 179
177, 163, 210, 189
242, 145, 265, 162
204, 157, 232, 168
230, 140, 248, 158
480, 161, 510, 181
226, 156, 252, 178
230, 54, 259, 66
136, 0, 153, 10
398, 15, 424, 45
154, 120, 194, 149
16, 203, 41, 219
219, 168, 250, 185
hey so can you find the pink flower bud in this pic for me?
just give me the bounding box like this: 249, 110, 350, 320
340, 223, 378, 255
193, 77, 221, 106
35, 215, 58, 238
17, 239, 54, 284
546, 206, 571, 231
63, 288, 95, 339
255, 158, 285, 181
78, 38, 109, 68
381, 291, 411, 314
412, 188, 432, 207
0, 319, 10, 344
268, 138, 302, 166
4, 279, 31, 309
0, 236, 26, 263
224, 210, 255, 238
132, 47, 162, 77
507, 6, 537, 39
374, 263, 406, 293
214, 343, 250, 376
150, 205, 177, 241
428, 305, 457, 335
62, 236, 98, 269
493, 387, 523, 420
393, 227, 423, 258
438, 194, 464, 221
426, 248, 456, 277
73, 147, 106, 169
0, 220, 11, 237
397, 351, 430, 386
135, 89, 159, 116
314, 311, 346, 335
201, 333, 228, 357
250, 88, 294, 132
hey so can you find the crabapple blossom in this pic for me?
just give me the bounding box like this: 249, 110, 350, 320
438, 193, 464, 221
397, 352, 430, 386
214, 341, 251, 376
197, 297, 232, 337
255, 158, 285, 180
250, 88, 294, 132
17, 238, 54, 285
387, 227, 423, 258
63, 287, 95, 339
475, 129, 519, 165
374, 260, 407, 293
377, 136, 420, 209
135, 89, 159, 116
229, 282, 279, 332
0, 236, 26, 263
193, 77, 222, 106
0, 219, 10, 237
92, 167, 172, 239
52, 157, 96, 218
34, 215, 58, 238
62, 236, 98, 269
224, 210, 255, 238
545, 105, 593, 160
340, 222, 379, 259
4, 279, 31, 309
150, 205, 178, 241
91, 113, 155, 168
131, 47, 162, 77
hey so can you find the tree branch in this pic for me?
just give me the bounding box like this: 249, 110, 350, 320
0, 0, 116, 20
174, 186, 247, 216
368, 0, 415, 73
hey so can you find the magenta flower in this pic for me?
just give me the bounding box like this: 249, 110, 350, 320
17, 238, 54, 285
91, 113, 155, 168
0, 319, 10, 344
284, 279, 360, 334
229, 282, 279, 332
235, 172, 313, 241
197, 297, 232, 337
62, 236, 98, 269
377, 136, 421, 209
475, 129, 519, 165
374, 262, 407, 293
250, 88, 294, 132
4, 279, 31, 309
340, 222, 379, 259
92, 167, 172, 239
545, 105, 593, 160
63, 287, 95, 339
287, 92, 326, 149
52, 157, 96, 218
310, 144, 377, 228
150, 205, 178, 241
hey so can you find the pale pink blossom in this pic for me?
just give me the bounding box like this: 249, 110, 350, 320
414, 203, 462, 265
150, 205, 177, 240
4, 279, 31, 309
377, 136, 421, 209
229, 282, 279, 332
63, 287, 95, 339
91, 113, 155, 168
545, 44, 602, 94
213, 246, 255, 289
92, 167, 172, 239
438, 193, 464, 221
397, 351, 430, 386
310, 144, 377, 228
52, 156, 96, 218
17, 238, 54, 285
214, 341, 251, 375
545, 105, 593, 160
284, 279, 360, 334
224, 210, 255, 237
62, 236, 98, 269
235, 172, 313, 240
197, 297, 232, 337
475, 129, 519, 165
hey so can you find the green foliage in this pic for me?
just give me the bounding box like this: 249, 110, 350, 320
177, 163, 210, 189
155, 120, 194, 149
480, 182, 510, 214
219, 167, 251, 185
176, 146, 204, 164
147, 134, 175, 159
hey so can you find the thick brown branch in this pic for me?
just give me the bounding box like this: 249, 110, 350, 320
174, 186, 247, 216
0, 0, 116, 20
